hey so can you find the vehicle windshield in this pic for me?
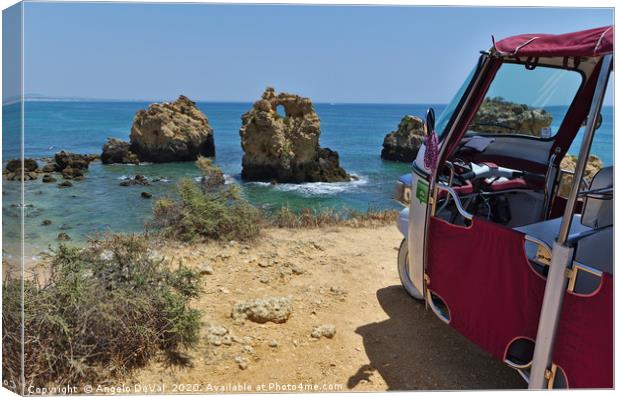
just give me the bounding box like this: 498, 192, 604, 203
435, 63, 477, 140
468, 63, 583, 139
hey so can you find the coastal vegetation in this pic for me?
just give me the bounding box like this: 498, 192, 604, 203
150, 178, 399, 243
151, 179, 263, 242
268, 205, 398, 229
195, 155, 225, 189
2, 235, 202, 388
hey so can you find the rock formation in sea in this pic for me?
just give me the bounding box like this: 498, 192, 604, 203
381, 115, 425, 162
196, 156, 225, 190
3, 158, 39, 181
3, 153, 97, 183
239, 87, 350, 183
130, 95, 215, 162
472, 97, 553, 137
559, 154, 603, 197
100, 95, 214, 164
119, 175, 150, 187
101, 138, 140, 164
53, 151, 95, 180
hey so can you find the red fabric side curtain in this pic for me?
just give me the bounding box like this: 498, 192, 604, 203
426, 217, 546, 360
551, 273, 613, 389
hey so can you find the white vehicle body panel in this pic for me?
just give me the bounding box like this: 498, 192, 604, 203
405, 143, 431, 298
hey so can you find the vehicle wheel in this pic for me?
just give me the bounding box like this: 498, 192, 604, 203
397, 239, 424, 300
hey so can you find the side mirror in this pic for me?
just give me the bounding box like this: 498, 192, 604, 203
581, 113, 603, 130
425, 107, 436, 136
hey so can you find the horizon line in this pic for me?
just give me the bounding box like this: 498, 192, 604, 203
4, 97, 612, 108
4, 95, 451, 107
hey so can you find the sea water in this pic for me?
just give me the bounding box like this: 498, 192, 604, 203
1, 101, 614, 259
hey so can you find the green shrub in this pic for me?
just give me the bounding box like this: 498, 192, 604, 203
149, 179, 396, 242
1, 235, 202, 389
195, 156, 225, 189
151, 179, 262, 242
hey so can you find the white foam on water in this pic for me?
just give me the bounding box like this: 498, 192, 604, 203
108, 162, 142, 166
245, 181, 272, 187
117, 175, 169, 182
193, 174, 236, 185
270, 174, 368, 197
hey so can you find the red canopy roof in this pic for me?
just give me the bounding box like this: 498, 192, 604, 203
494, 26, 613, 58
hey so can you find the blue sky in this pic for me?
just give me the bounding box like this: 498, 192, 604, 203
20, 3, 614, 103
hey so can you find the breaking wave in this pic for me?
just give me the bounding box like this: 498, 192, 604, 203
193, 174, 235, 184
246, 174, 368, 197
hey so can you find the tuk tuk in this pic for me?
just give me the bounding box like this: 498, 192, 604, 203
394, 26, 613, 389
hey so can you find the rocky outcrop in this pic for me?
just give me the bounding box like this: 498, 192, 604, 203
54, 151, 95, 171
3, 158, 39, 181
196, 156, 225, 190
57, 232, 71, 241
119, 175, 150, 187
239, 87, 350, 183
4, 152, 95, 182
101, 138, 139, 164
53, 151, 94, 180
42, 174, 56, 183
472, 97, 553, 137
127, 95, 214, 163
559, 154, 603, 197
100, 96, 214, 164
381, 115, 425, 162
5, 158, 38, 173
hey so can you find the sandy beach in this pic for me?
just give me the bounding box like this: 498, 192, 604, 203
125, 225, 525, 391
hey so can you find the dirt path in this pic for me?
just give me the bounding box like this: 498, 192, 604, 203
128, 225, 525, 392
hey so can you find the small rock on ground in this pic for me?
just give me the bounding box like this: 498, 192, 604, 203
311, 324, 336, 339
231, 296, 292, 324
200, 263, 214, 275
234, 356, 248, 370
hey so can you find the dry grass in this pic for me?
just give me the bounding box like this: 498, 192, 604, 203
267, 205, 398, 229
1, 235, 202, 389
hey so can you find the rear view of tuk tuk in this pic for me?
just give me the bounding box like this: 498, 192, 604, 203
396, 26, 613, 389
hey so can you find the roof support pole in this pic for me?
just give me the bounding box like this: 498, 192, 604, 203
528, 54, 612, 389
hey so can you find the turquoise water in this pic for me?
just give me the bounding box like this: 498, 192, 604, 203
1, 101, 613, 259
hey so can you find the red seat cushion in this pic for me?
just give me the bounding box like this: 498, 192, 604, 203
489, 177, 529, 192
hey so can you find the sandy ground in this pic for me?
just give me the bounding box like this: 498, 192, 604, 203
127, 225, 525, 392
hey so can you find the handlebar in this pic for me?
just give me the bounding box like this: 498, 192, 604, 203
460, 170, 476, 180
457, 162, 544, 185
